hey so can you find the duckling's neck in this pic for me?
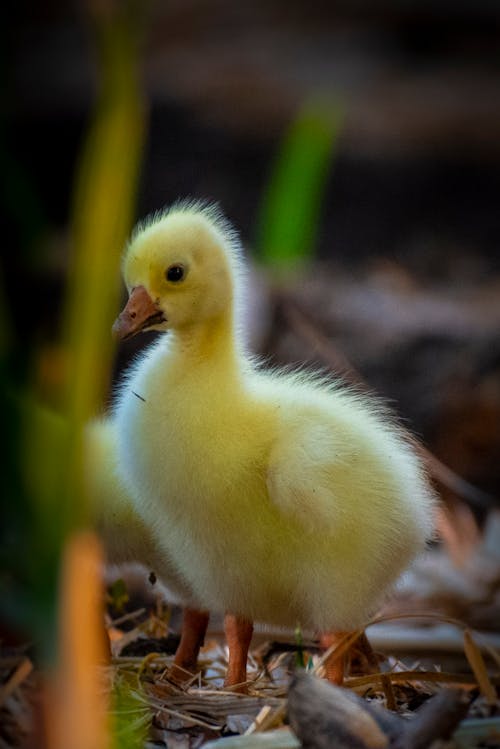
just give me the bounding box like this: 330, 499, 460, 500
168, 311, 242, 384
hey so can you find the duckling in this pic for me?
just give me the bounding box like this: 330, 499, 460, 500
112, 200, 436, 687
85, 418, 210, 672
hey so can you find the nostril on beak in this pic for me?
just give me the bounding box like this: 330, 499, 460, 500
130, 311, 136, 319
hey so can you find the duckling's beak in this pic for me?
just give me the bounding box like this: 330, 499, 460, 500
112, 285, 166, 341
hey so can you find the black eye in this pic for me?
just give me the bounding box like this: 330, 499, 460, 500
166, 264, 185, 282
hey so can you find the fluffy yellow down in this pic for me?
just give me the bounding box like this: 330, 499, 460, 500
111, 201, 436, 632
85, 418, 194, 606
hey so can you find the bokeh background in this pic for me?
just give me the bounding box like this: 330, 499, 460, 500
6, 2, 500, 260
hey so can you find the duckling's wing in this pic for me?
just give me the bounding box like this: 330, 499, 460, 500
266, 424, 348, 534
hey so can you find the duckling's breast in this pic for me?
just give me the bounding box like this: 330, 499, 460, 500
113, 345, 434, 629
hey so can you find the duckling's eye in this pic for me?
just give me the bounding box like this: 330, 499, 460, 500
166, 264, 185, 283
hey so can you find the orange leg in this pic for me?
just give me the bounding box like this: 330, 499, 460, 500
171, 607, 210, 679
319, 631, 348, 684
319, 630, 378, 685
224, 613, 254, 692
350, 630, 379, 674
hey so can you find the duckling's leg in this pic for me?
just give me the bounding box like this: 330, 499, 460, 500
319, 631, 348, 684
224, 613, 254, 692
319, 630, 379, 685
349, 631, 380, 675
172, 607, 210, 678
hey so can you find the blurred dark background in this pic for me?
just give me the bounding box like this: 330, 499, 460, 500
5, 2, 500, 261
3, 0, 500, 500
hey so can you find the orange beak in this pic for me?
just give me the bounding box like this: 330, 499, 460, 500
112, 285, 166, 341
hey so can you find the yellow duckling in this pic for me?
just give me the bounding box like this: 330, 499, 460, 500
112, 200, 436, 687
85, 418, 210, 672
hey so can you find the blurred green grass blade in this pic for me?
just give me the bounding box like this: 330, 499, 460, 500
65, 11, 146, 425
20, 4, 147, 661
256, 100, 341, 270
59, 7, 147, 532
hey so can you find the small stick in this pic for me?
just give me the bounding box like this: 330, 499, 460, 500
463, 629, 497, 704
244, 705, 273, 735
109, 607, 146, 628
347, 669, 491, 689
150, 700, 223, 731
380, 673, 397, 711
0, 657, 33, 707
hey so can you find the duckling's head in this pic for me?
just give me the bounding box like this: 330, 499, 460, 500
113, 201, 243, 340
